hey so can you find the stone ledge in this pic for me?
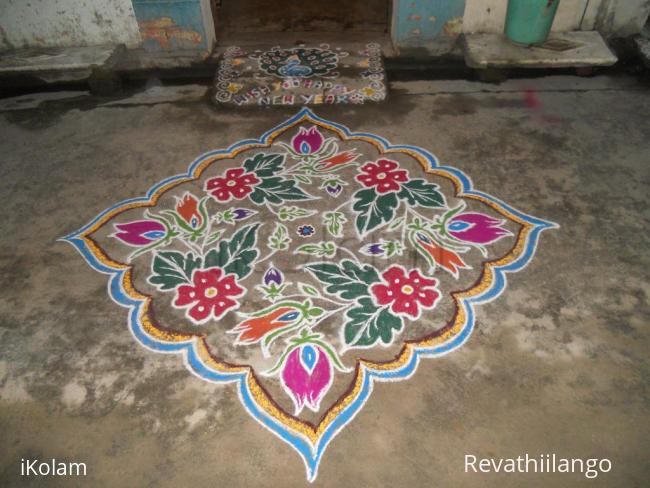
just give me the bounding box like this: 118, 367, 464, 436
0, 45, 120, 74
464, 31, 617, 69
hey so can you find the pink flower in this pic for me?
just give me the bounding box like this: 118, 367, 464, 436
205, 168, 260, 202
174, 268, 244, 324
291, 126, 324, 154
112, 220, 166, 246
447, 213, 512, 244
281, 344, 333, 414
370, 266, 440, 319
355, 159, 409, 194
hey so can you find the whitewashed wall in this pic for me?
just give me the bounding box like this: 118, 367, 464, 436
595, 0, 650, 37
463, 0, 649, 36
0, 0, 141, 50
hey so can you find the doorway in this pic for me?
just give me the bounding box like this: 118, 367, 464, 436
212, 0, 390, 38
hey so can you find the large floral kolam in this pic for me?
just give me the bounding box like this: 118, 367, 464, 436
64, 109, 556, 481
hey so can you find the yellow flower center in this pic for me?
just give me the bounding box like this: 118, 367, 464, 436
227, 180, 237, 187
401, 285, 414, 295
205, 287, 219, 298
376, 172, 387, 179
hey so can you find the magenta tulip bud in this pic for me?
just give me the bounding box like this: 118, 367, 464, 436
447, 213, 511, 244
112, 220, 166, 246
291, 126, 324, 155
281, 344, 333, 414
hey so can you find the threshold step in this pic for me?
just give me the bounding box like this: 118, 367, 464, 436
464, 31, 617, 70
212, 42, 386, 107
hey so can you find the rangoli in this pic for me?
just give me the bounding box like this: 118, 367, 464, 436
214, 43, 386, 106
63, 109, 557, 481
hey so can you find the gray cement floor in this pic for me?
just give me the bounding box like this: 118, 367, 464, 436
0, 74, 649, 487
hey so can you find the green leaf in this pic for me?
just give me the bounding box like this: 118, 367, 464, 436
384, 240, 405, 257
352, 188, 399, 236
204, 224, 260, 279
204, 229, 223, 245
249, 176, 313, 204
308, 307, 324, 317
294, 175, 312, 185
268, 223, 291, 251
344, 297, 403, 347
296, 241, 336, 258
388, 216, 405, 231
278, 205, 317, 222
148, 251, 202, 291
397, 179, 446, 208
299, 283, 320, 297
323, 211, 347, 238
304, 259, 380, 300
243, 153, 284, 177
257, 282, 286, 301
216, 209, 234, 224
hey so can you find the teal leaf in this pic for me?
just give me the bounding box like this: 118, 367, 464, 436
249, 176, 313, 204
243, 153, 284, 178
224, 223, 260, 278
204, 224, 260, 279
397, 179, 446, 208
204, 241, 229, 268
344, 297, 403, 347
304, 259, 380, 300
352, 189, 399, 235
148, 251, 202, 291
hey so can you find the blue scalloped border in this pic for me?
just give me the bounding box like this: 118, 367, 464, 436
61, 108, 557, 481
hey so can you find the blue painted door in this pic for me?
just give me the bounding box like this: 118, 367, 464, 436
132, 0, 208, 51
393, 0, 466, 48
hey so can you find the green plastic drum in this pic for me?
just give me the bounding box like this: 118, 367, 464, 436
505, 0, 561, 46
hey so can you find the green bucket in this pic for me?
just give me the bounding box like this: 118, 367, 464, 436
505, 0, 561, 46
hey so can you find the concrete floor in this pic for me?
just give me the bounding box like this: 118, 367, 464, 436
0, 74, 648, 487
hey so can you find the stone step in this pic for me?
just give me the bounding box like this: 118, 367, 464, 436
0, 45, 122, 83
633, 24, 650, 68
212, 42, 386, 107
464, 31, 617, 70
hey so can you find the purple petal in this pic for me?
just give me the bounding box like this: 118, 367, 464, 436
326, 184, 342, 196
263, 267, 283, 286
364, 243, 385, 255
233, 208, 255, 220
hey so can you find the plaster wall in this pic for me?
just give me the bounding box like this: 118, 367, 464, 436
463, 0, 593, 33
462, 0, 649, 36
595, 0, 650, 37
0, 0, 141, 51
